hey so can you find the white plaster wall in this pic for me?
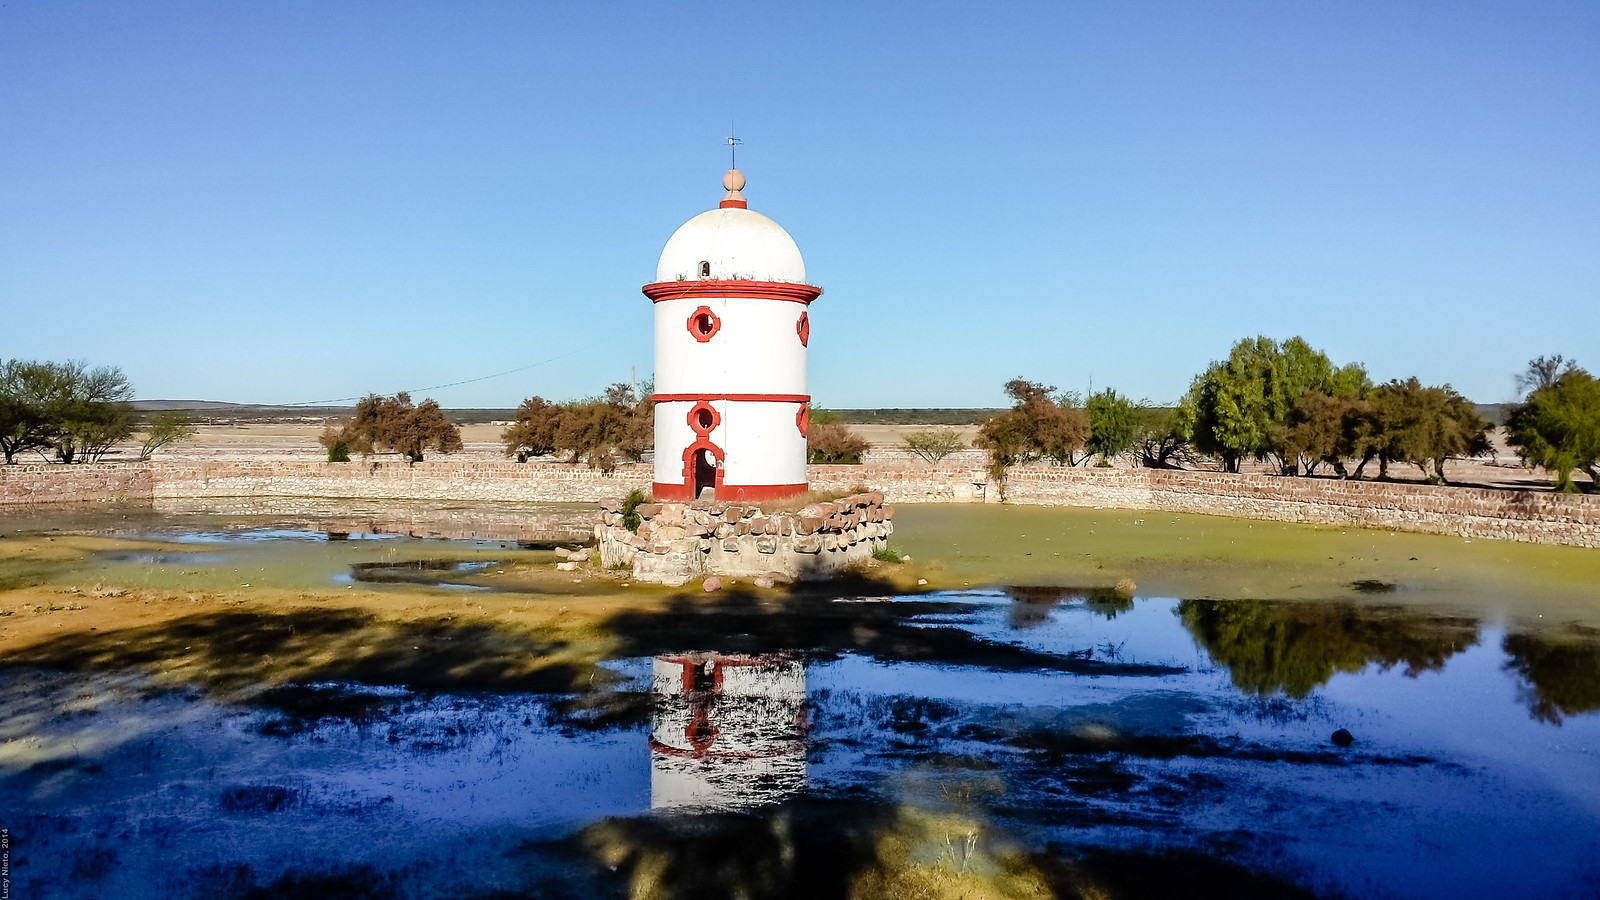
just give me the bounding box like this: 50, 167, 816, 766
656, 208, 806, 283
654, 399, 807, 488
719, 400, 808, 486
654, 297, 808, 395
653, 400, 698, 486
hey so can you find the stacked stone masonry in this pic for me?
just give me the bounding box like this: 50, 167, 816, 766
597, 493, 894, 586
2, 460, 1597, 548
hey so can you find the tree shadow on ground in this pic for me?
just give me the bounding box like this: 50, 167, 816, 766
0, 607, 598, 719
0, 574, 1175, 733
539, 794, 1332, 900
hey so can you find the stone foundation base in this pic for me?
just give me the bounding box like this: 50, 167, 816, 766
596, 492, 895, 587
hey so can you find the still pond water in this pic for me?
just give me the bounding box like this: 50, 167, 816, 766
1, 509, 1597, 899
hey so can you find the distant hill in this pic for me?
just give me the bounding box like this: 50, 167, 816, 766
830, 408, 1006, 425
132, 399, 265, 411
131, 402, 1015, 427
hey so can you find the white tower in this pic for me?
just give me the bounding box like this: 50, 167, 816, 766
648, 653, 807, 810
645, 169, 819, 502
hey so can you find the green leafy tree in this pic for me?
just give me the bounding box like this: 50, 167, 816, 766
1131, 405, 1193, 469
1505, 362, 1600, 492
52, 363, 136, 463
0, 361, 136, 464
137, 412, 196, 461
1, 360, 137, 463
1276, 390, 1360, 476
318, 424, 355, 462
1355, 378, 1490, 484
1185, 336, 1347, 472
901, 428, 966, 463
0, 359, 67, 463
1084, 389, 1135, 465
1326, 362, 1374, 401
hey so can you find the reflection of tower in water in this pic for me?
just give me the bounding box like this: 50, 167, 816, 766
649, 653, 807, 810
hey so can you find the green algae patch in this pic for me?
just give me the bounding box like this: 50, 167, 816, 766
890, 504, 1600, 623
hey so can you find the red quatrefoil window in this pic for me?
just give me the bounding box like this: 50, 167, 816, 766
688, 402, 720, 436
796, 311, 810, 346
688, 306, 721, 342
796, 402, 809, 438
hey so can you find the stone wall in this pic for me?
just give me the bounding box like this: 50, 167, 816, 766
809, 464, 990, 502
4, 459, 1598, 548
0, 463, 154, 506
148, 460, 654, 504
0, 460, 651, 507
978, 467, 1600, 547
597, 493, 894, 585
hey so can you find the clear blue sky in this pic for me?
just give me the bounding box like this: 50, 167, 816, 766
3, 1, 1596, 408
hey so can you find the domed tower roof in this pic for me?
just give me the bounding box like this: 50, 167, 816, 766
655, 170, 807, 284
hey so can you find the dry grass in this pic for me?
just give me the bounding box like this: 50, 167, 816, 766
756, 486, 871, 513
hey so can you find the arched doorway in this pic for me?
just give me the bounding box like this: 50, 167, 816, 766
694, 448, 717, 499
682, 441, 724, 501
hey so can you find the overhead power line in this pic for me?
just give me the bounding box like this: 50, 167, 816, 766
280, 341, 605, 408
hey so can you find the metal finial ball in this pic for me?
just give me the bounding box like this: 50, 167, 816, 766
723, 169, 745, 192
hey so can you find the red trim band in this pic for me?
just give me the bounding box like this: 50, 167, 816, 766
643, 281, 822, 305
652, 481, 808, 502
653, 393, 809, 404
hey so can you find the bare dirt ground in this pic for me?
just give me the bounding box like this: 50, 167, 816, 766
92, 422, 1573, 493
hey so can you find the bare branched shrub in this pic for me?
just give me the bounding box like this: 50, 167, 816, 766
137, 412, 196, 461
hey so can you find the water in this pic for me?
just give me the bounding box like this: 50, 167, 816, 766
1, 519, 1597, 898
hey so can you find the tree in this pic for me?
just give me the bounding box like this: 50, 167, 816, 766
1131, 405, 1193, 469
534, 384, 652, 474
1516, 355, 1579, 397
0, 360, 135, 464
338, 392, 463, 463
1084, 389, 1135, 465
318, 424, 356, 462
1505, 363, 1600, 493
808, 409, 869, 464
1276, 390, 1353, 476
502, 396, 565, 461
137, 412, 196, 461
901, 428, 966, 463
976, 379, 1090, 482
51, 363, 136, 463
0, 360, 66, 463
1356, 378, 1490, 484
499, 384, 653, 470
1185, 336, 1362, 473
